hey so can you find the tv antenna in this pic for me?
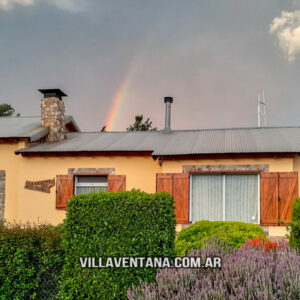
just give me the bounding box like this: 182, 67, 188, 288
257, 91, 266, 127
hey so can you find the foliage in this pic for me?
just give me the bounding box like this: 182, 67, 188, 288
58, 190, 176, 300
128, 238, 300, 300
241, 236, 279, 253
0, 103, 15, 117
0, 222, 64, 299
127, 115, 157, 131
289, 197, 300, 252
175, 220, 266, 256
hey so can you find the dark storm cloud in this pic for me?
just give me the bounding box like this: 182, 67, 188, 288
0, 0, 299, 131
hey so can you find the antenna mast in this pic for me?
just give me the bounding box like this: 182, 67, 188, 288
257, 94, 261, 127
257, 91, 267, 127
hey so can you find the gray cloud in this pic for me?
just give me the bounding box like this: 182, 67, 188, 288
0, 0, 82, 11
0, 0, 34, 10
270, 9, 300, 62
0, 1, 299, 131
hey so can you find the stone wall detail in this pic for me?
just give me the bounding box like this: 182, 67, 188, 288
68, 168, 115, 175
24, 179, 55, 193
0, 171, 5, 221
183, 164, 269, 173
41, 97, 65, 142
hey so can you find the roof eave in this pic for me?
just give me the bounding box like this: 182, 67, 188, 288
152, 152, 297, 159
15, 150, 154, 156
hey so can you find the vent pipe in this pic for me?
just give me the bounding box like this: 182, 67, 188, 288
164, 96, 173, 132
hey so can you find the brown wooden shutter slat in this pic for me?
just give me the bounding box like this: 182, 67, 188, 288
279, 172, 298, 223
173, 173, 189, 224
108, 175, 126, 192
260, 172, 278, 225
56, 175, 74, 209
156, 173, 190, 224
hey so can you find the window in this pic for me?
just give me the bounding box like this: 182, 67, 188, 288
190, 174, 259, 224
74, 176, 108, 195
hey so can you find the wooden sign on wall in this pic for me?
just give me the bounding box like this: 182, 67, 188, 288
25, 179, 55, 193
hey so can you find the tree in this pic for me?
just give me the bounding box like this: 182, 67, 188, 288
126, 115, 157, 131
0, 103, 15, 117
100, 126, 106, 132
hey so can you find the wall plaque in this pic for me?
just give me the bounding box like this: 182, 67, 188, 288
25, 179, 55, 193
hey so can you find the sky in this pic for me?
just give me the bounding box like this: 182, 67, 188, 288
0, 0, 300, 131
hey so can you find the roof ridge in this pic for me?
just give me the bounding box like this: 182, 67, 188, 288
65, 131, 158, 134
165, 126, 300, 132
0, 116, 39, 118
0, 115, 73, 119
64, 126, 300, 134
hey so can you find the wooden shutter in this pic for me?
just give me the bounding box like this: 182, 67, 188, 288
279, 172, 298, 223
173, 173, 190, 224
108, 175, 126, 192
156, 173, 173, 194
156, 173, 190, 224
260, 172, 278, 225
56, 175, 74, 209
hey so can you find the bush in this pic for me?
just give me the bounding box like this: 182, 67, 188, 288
0, 222, 64, 299
175, 220, 266, 256
128, 239, 300, 300
58, 190, 176, 300
290, 198, 300, 252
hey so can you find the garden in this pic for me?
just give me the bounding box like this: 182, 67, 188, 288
0, 191, 299, 299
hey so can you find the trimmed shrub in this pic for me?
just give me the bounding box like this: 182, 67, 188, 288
58, 190, 176, 300
290, 198, 300, 252
175, 220, 266, 256
0, 222, 64, 299
128, 239, 300, 300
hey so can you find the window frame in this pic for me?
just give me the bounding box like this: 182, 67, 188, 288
74, 175, 108, 195
189, 172, 260, 224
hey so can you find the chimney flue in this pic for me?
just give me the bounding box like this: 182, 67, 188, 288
164, 96, 173, 133
39, 89, 67, 142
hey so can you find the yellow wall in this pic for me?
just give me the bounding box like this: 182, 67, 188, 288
161, 157, 294, 173
0, 143, 19, 221
1, 142, 298, 226
293, 155, 300, 193
16, 155, 161, 225
0, 140, 31, 221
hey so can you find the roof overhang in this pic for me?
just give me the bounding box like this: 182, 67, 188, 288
152, 152, 297, 160
15, 150, 153, 157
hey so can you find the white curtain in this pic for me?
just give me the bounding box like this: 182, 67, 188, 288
191, 175, 223, 222
191, 174, 259, 223
76, 186, 108, 195
225, 175, 258, 223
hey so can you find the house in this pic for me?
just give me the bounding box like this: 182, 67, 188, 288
1, 89, 299, 236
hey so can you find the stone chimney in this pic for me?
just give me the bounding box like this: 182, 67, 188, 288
39, 89, 67, 142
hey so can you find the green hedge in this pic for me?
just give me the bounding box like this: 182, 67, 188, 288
175, 220, 266, 256
0, 222, 64, 300
58, 190, 176, 300
289, 198, 300, 252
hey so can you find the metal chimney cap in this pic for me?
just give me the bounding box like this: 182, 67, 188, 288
164, 96, 173, 103
38, 89, 68, 100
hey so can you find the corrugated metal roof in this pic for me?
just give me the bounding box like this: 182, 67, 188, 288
0, 116, 80, 142
16, 127, 300, 155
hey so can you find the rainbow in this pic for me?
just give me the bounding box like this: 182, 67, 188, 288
105, 33, 153, 131
105, 78, 128, 131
